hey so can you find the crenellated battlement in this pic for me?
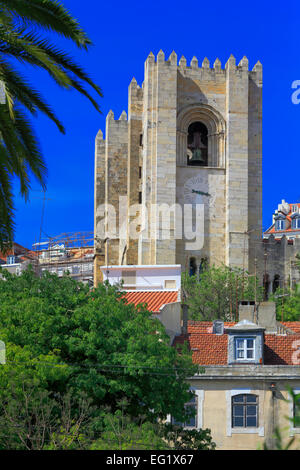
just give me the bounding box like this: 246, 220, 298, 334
129, 77, 143, 94
144, 50, 262, 81
263, 234, 300, 248
105, 109, 128, 126
128, 76, 143, 107
95, 129, 103, 141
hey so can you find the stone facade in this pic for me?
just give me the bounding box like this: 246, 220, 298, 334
94, 51, 263, 284
188, 373, 300, 450
256, 236, 300, 298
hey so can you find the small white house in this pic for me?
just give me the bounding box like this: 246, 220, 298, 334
100, 264, 181, 292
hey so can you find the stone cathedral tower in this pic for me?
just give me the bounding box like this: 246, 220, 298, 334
94, 51, 262, 285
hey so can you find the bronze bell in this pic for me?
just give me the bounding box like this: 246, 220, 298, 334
188, 129, 207, 165
190, 148, 206, 163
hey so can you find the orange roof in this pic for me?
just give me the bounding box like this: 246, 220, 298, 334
123, 290, 178, 313
282, 322, 300, 334
264, 334, 300, 365
173, 321, 300, 366
265, 202, 300, 235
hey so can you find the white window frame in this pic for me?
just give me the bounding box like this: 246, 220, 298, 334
226, 389, 264, 436
276, 219, 285, 231
167, 389, 204, 430
235, 337, 256, 362
292, 218, 300, 230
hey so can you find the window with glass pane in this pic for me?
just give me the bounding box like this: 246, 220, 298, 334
275, 219, 285, 231
235, 337, 255, 361
232, 394, 258, 428
171, 395, 197, 428
292, 218, 300, 229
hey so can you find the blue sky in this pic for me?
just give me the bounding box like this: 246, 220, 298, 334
13, 0, 299, 248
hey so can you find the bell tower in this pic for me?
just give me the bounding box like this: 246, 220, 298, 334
94, 51, 262, 283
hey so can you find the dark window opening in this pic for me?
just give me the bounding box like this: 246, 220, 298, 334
199, 257, 207, 276
138, 192, 142, 204
263, 273, 270, 301
139, 134, 143, 147
139, 166, 142, 179
189, 258, 197, 276
273, 275, 280, 293
232, 394, 258, 428
187, 122, 208, 166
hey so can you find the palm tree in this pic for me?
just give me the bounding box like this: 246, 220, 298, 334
0, 0, 102, 250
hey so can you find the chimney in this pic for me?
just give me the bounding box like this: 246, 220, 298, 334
182, 303, 188, 334
238, 301, 256, 323
257, 302, 277, 333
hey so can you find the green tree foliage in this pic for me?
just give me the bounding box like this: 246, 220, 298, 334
0, 0, 102, 249
90, 401, 170, 450
91, 404, 216, 451
0, 267, 198, 421
161, 423, 216, 450
271, 286, 300, 322
0, 268, 216, 449
182, 265, 263, 321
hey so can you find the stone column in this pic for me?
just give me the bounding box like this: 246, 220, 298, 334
225, 55, 249, 269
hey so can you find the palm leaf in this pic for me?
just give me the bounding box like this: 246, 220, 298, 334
0, 145, 14, 250
0, 0, 91, 48
0, 0, 102, 246
0, 103, 46, 198
0, 58, 65, 132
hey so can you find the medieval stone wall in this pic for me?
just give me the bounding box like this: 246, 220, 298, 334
94, 50, 263, 284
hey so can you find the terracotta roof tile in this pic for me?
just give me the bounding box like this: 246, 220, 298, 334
123, 290, 178, 313
174, 321, 300, 366
282, 322, 300, 334
264, 334, 300, 365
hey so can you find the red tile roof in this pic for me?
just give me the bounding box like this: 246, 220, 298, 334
282, 322, 300, 334
264, 334, 300, 365
123, 290, 179, 314
173, 321, 300, 366
264, 202, 300, 235
188, 321, 236, 334
0, 242, 34, 263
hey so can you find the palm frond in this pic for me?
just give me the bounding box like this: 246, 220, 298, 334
0, 25, 73, 88
0, 0, 91, 48
0, 0, 102, 246
21, 31, 103, 97
0, 145, 14, 249
0, 58, 65, 132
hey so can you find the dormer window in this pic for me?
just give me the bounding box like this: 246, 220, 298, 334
227, 320, 265, 365
291, 214, 300, 230
6, 255, 16, 265
235, 337, 255, 361
274, 215, 286, 231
